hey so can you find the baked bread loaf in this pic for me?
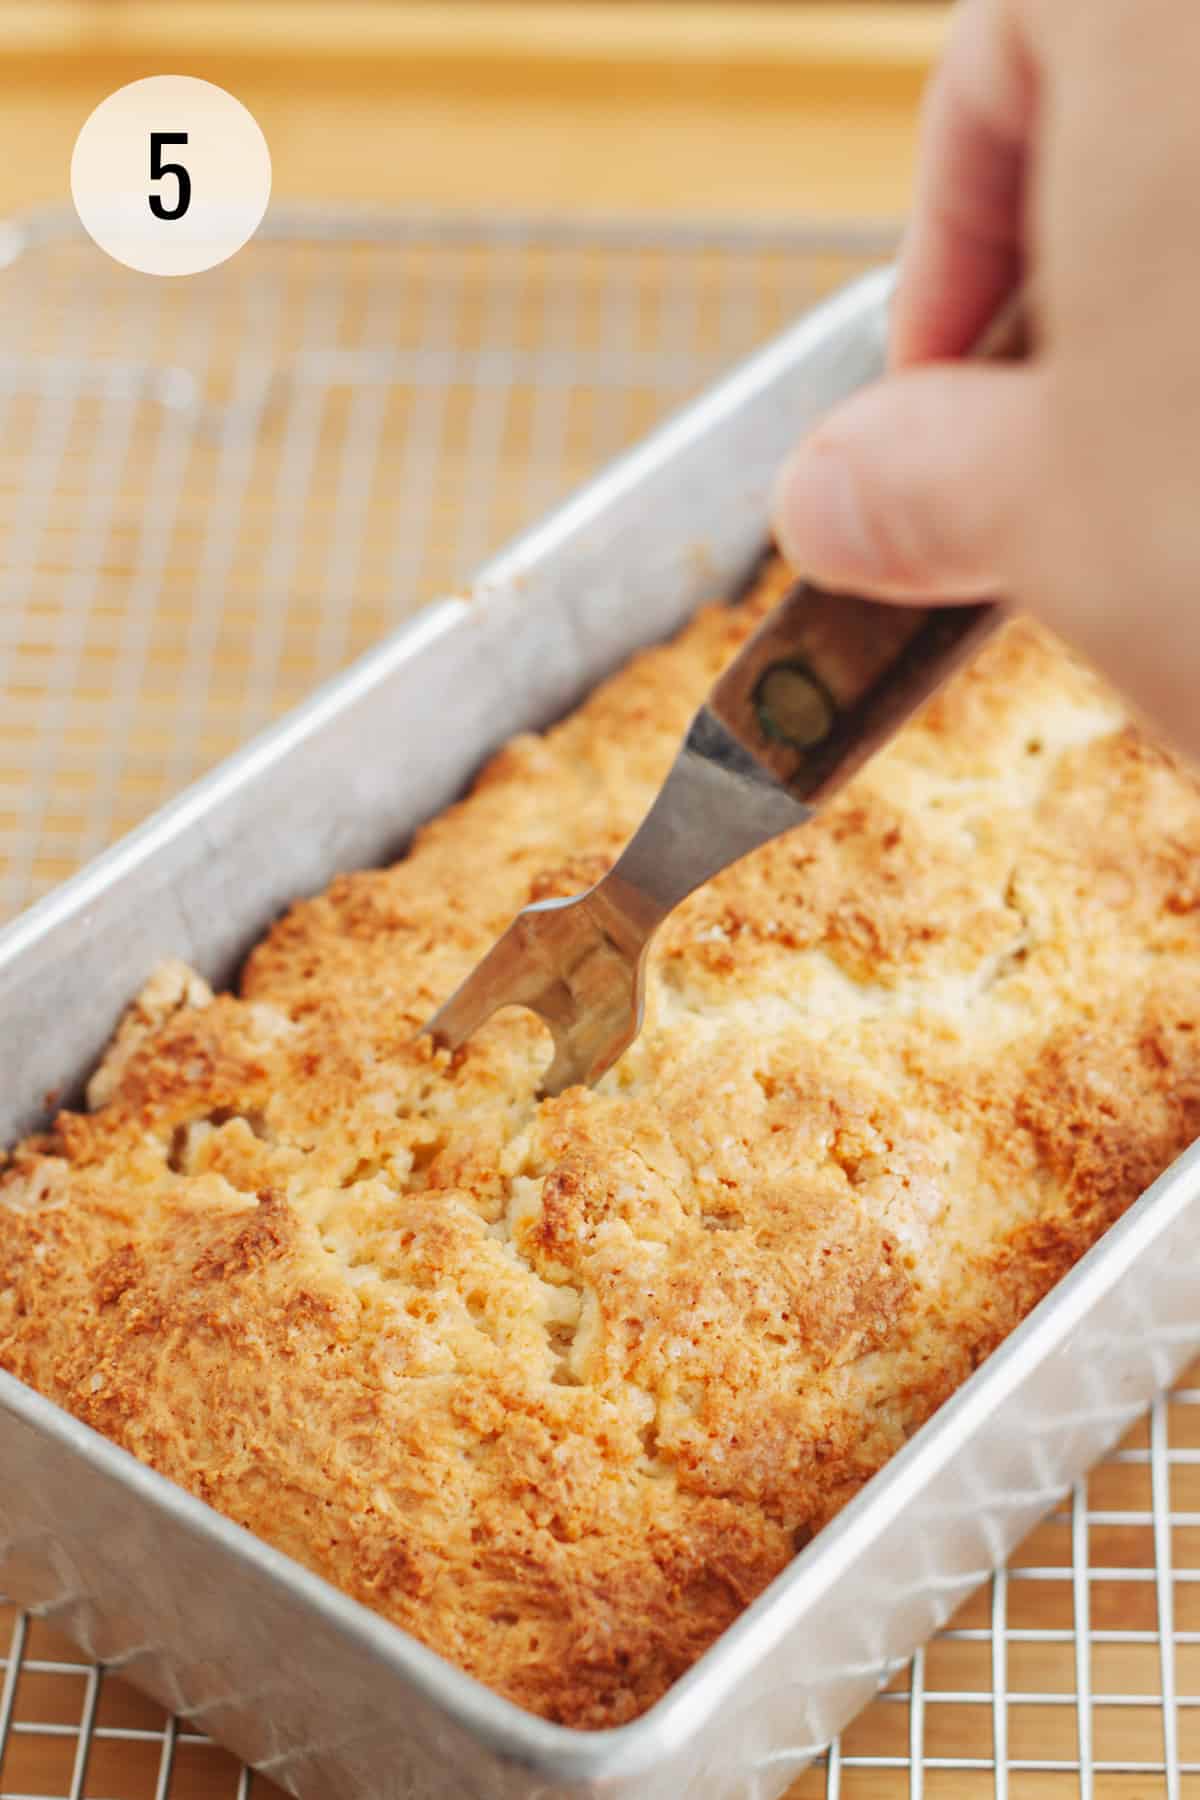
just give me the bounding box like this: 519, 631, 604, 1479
5, 559, 1200, 1728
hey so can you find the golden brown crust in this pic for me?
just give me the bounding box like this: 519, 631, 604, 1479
5, 560, 1200, 1726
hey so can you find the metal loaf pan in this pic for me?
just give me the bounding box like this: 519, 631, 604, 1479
3, 269, 1200, 1800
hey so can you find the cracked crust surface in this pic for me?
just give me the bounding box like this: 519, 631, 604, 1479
5, 560, 1200, 1726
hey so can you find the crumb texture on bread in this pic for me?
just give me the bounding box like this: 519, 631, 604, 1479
5, 560, 1200, 1727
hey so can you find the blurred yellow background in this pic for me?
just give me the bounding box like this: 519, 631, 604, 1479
0, 2, 947, 221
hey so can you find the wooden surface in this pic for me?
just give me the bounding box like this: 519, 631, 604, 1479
4, 7, 1183, 1798
0, 2, 942, 220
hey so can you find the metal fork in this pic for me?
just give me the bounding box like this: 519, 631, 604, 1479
424, 588, 1001, 1093
425, 298, 1027, 1095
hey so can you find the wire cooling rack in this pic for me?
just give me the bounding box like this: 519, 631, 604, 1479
1, 209, 1194, 1800
0, 208, 885, 925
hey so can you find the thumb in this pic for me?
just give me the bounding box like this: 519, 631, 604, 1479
771, 362, 1046, 602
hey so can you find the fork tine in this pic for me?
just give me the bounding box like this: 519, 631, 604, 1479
422, 920, 524, 1051
424, 886, 646, 1095
424, 907, 577, 1051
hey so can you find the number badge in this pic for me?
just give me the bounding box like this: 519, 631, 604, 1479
71, 77, 271, 277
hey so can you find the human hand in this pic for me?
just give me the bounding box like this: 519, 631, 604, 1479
771, 0, 1200, 755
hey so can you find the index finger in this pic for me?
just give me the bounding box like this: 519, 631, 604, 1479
891, 0, 1035, 368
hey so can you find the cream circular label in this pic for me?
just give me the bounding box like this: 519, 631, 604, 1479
71, 76, 271, 277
